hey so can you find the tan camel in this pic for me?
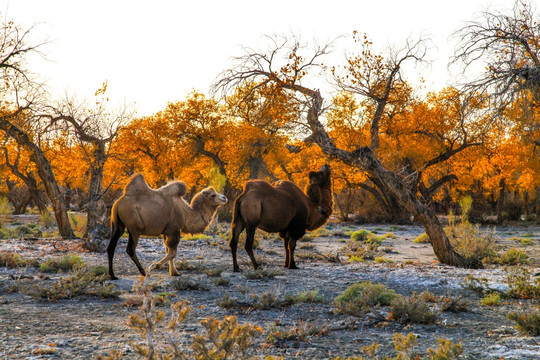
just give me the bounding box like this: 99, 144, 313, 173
230, 165, 333, 272
107, 173, 227, 279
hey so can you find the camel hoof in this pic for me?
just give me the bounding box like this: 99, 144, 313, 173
233, 266, 241, 273
288, 265, 299, 270
109, 275, 119, 280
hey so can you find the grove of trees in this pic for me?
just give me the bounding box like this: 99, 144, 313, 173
0, 1, 538, 266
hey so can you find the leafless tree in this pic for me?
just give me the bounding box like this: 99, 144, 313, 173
453, 0, 540, 107
215, 33, 483, 268
40, 89, 132, 250
0, 15, 74, 238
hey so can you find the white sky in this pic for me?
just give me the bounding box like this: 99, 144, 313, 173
4, 0, 512, 117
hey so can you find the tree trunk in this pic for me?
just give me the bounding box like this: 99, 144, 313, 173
0, 118, 75, 238
536, 187, 540, 217
354, 148, 482, 268
496, 178, 505, 224
83, 144, 111, 251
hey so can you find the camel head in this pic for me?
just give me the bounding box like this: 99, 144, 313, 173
200, 187, 227, 207
308, 164, 331, 188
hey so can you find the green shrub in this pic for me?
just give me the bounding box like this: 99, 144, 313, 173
481, 293, 502, 306
507, 310, 540, 336
350, 229, 372, 242
0, 251, 39, 268
284, 290, 324, 305
498, 248, 530, 265
414, 232, 430, 243
40, 210, 56, 228
24, 266, 119, 300
427, 337, 464, 359
39, 255, 85, 273
389, 296, 438, 324
192, 316, 262, 360
0, 196, 11, 226
505, 267, 540, 299
334, 281, 399, 316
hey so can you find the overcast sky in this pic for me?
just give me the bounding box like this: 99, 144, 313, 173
4, 0, 512, 116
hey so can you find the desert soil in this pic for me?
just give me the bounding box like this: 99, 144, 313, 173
0, 216, 539, 359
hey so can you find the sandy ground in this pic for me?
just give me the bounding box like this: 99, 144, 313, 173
0, 218, 539, 359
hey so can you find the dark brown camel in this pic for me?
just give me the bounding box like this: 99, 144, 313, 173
107, 174, 227, 279
230, 165, 333, 272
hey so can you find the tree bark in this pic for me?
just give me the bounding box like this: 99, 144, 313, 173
496, 178, 505, 224
0, 118, 75, 238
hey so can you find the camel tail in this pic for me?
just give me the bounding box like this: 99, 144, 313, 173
232, 196, 243, 226
110, 203, 124, 235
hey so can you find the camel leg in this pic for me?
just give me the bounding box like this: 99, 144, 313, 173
148, 233, 181, 276
230, 221, 245, 272
244, 224, 260, 270
280, 232, 290, 268
287, 237, 299, 269
107, 222, 125, 280
126, 232, 146, 277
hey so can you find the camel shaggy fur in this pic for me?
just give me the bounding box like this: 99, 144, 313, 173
230, 165, 333, 272
107, 174, 227, 279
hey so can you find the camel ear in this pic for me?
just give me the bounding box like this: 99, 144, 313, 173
202, 187, 214, 197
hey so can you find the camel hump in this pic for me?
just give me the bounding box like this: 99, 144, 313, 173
243, 180, 271, 192
124, 173, 151, 195
158, 180, 187, 198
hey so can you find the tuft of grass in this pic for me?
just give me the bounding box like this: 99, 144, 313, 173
266, 321, 328, 345
183, 233, 213, 241
507, 309, 540, 336
0, 196, 12, 226
417, 290, 438, 303
414, 232, 430, 243
389, 296, 438, 324
333, 281, 399, 316
243, 268, 283, 280
40, 209, 56, 228
374, 257, 394, 263
24, 266, 119, 300
505, 267, 540, 299
284, 290, 324, 305
170, 277, 209, 291
69, 212, 87, 237
0, 251, 39, 268
498, 248, 530, 265
350, 229, 372, 242
212, 276, 230, 287
481, 293, 502, 306
348, 255, 364, 263
39, 255, 85, 273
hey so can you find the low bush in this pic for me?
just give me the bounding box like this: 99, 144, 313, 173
498, 248, 530, 265
24, 266, 119, 300
170, 277, 209, 291
334, 281, 399, 316
481, 293, 502, 306
507, 309, 540, 336
284, 290, 324, 305
389, 295, 438, 324
0, 251, 38, 268
39, 255, 85, 273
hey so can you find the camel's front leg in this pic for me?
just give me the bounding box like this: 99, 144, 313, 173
148, 234, 181, 276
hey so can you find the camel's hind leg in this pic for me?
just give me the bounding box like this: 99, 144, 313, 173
107, 222, 125, 280
148, 232, 181, 276
244, 224, 260, 270
126, 231, 146, 276
230, 220, 245, 272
